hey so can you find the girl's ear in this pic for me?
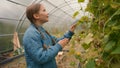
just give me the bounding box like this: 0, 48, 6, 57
33, 13, 39, 19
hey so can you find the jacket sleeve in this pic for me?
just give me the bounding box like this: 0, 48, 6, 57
51, 30, 74, 43
23, 32, 62, 64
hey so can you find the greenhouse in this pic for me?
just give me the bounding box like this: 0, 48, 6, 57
0, 0, 120, 68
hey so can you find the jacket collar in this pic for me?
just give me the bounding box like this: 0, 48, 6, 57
31, 24, 45, 32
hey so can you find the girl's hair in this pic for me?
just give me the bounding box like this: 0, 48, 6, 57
26, 3, 41, 23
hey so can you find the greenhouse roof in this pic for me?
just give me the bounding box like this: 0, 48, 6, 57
0, 0, 89, 33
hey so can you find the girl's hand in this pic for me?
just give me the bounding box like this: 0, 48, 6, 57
69, 24, 77, 32
58, 38, 69, 48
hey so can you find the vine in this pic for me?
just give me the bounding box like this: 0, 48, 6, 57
70, 0, 120, 68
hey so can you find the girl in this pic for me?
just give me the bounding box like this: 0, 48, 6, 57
23, 3, 76, 68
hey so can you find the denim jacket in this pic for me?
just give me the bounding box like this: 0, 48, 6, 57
23, 24, 74, 68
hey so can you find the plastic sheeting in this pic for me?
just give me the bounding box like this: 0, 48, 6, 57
0, 0, 89, 52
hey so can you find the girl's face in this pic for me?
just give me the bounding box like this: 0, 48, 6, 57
34, 4, 49, 23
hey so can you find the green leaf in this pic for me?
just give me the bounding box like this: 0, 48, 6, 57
103, 8, 120, 33
78, 0, 84, 3
79, 16, 89, 22
85, 3, 93, 12
102, 52, 110, 60
107, 20, 117, 27
111, 45, 120, 54
73, 11, 79, 18
103, 35, 109, 44
112, 25, 120, 30
104, 41, 116, 52
92, 0, 99, 7
86, 59, 95, 68
82, 43, 90, 50
114, 8, 120, 15
70, 61, 76, 66
110, 2, 120, 9
103, 0, 110, 7
76, 20, 82, 26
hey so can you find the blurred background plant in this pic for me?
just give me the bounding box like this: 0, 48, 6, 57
69, 0, 120, 68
